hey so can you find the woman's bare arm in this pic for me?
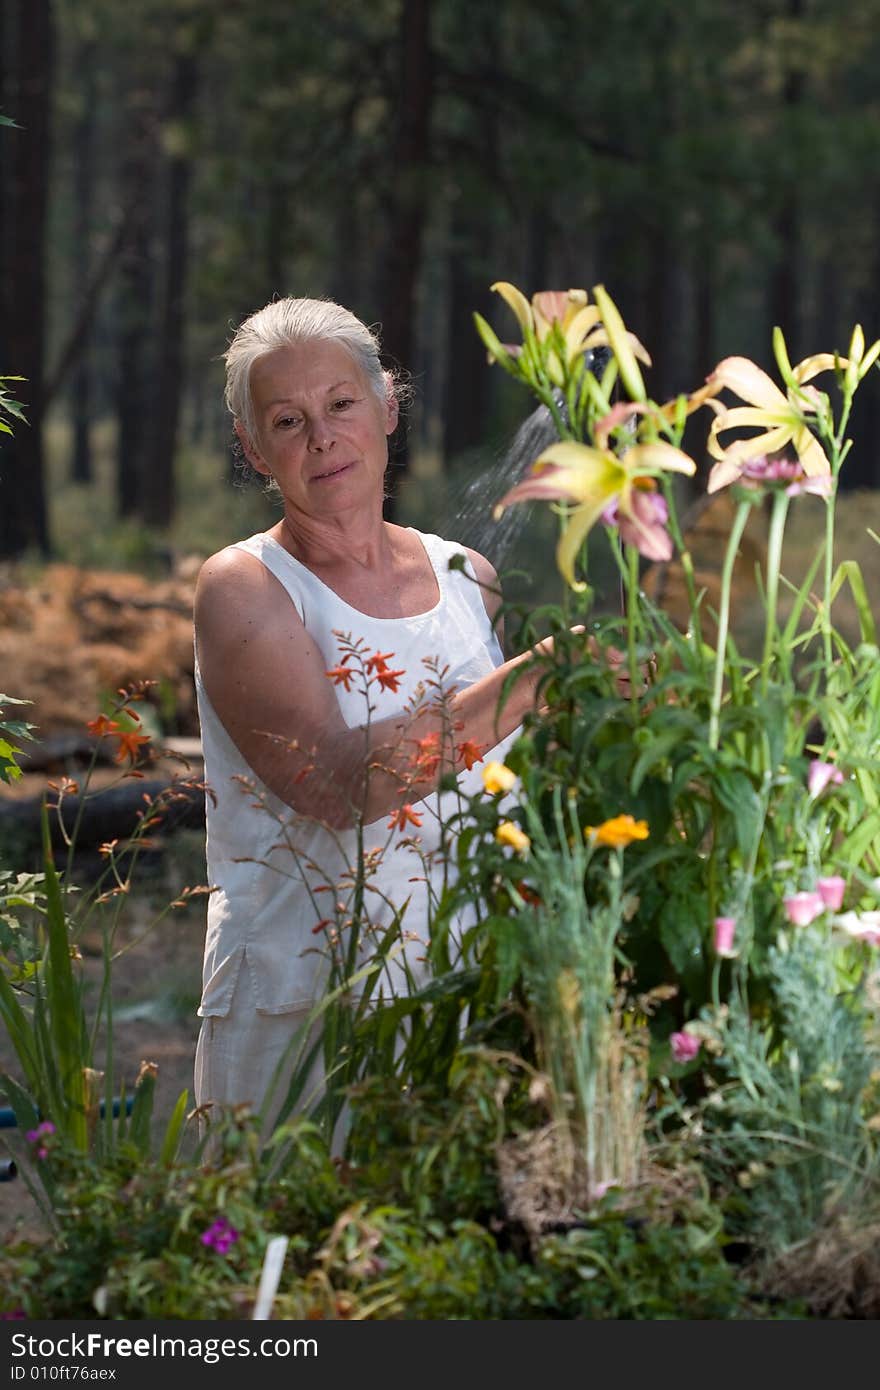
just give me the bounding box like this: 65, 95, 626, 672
195, 547, 545, 829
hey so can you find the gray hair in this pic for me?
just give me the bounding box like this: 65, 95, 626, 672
224, 296, 389, 443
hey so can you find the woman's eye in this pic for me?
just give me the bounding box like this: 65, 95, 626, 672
275, 416, 300, 429
332, 398, 354, 411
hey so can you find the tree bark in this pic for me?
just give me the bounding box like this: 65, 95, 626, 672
69, 39, 98, 485
114, 85, 158, 520
376, 0, 433, 515
141, 46, 199, 528
0, 0, 53, 558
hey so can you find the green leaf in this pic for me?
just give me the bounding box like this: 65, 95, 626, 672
40, 805, 88, 1150
159, 1088, 190, 1165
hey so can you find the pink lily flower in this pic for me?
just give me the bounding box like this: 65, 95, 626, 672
783, 891, 825, 927
817, 876, 846, 912
602, 488, 672, 562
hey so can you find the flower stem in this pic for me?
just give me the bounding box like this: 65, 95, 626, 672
626, 543, 640, 709
708, 499, 752, 751
760, 489, 791, 696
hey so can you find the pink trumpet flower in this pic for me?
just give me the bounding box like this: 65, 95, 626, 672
808, 760, 844, 797
817, 876, 846, 912
713, 916, 737, 958
783, 891, 825, 927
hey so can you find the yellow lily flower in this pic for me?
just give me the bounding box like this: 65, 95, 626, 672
706, 351, 846, 492
494, 439, 695, 589
585, 814, 650, 848
486, 281, 651, 389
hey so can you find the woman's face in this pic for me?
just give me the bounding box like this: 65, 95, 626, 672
237, 340, 398, 520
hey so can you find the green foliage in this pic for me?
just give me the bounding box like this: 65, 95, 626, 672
0, 694, 36, 785
685, 924, 880, 1255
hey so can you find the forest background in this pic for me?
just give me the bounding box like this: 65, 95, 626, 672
4, 0, 880, 579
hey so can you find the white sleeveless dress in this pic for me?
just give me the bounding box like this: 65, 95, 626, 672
193, 527, 517, 1120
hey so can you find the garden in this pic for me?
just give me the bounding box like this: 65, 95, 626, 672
3, 284, 880, 1320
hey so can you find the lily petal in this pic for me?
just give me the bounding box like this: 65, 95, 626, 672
793, 352, 849, 384
491, 281, 534, 336
791, 423, 831, 477
713, 406, 794, 433
532, 291, 572, 337
557, 497, 616, 589
707, 422, 791, 464
710, 356, 788, 411
562, 304, 603, 360
627, 441, 696, 476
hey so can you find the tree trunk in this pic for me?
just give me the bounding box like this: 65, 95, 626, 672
141, 46, 199, 529
69, 39, 98, 485
376, 0, 433, 516
769, 0, 804, 359
0, 0, 53, 559
115, 85, 158, 520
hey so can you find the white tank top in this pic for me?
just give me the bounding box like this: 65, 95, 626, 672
195, 528, 517, 1016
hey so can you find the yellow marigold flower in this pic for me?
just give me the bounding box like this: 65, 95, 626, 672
482, 760, 517, 795
496, 821, 531, 855
585, 814, 649, 848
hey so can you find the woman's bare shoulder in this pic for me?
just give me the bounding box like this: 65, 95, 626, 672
194, 542, 290, 629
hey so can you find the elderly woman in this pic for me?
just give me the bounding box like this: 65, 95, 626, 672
193, 296, 551, 1132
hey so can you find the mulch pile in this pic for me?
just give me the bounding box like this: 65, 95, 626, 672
0, 558, 201, 744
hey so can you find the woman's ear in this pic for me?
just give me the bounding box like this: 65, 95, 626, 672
234, 419, 270, 476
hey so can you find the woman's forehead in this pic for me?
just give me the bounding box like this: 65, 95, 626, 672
250, 340, 363, 404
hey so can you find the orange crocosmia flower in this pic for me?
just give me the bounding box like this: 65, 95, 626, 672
456, 739, 486, 771
114, 729, 151, 765
87, 714, 121, 738
387, 803, 423, 832
374, 666, 405, 693
585, 814, 649, 848
366, 651, 395, 673
326, 664, 355, 691
413, 733, 442, 779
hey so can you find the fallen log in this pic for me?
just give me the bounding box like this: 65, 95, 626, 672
0, 776, 206, 854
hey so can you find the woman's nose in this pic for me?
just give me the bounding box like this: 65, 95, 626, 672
307, 425, 334, 453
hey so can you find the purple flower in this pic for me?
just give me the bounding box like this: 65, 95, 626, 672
817, 876, 846, 912
25, 1121, 55, 1158
714, 916, 737, 958
670, 1031, 701, 1064
808, 760, 844, 798
784, 891, 825, 927
201, 1217, 239, 1255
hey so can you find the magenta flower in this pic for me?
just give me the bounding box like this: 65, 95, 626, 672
713, 916, 737, 958
200, 1217, 239, 1255
783, 891, 825, 927
808, 760, 844, 797
817, 876, 846, 912
25, 1120, 55, 1160
670, 1031, 701, 1064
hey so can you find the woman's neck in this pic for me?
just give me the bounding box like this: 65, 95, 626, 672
277, 509, 395, 573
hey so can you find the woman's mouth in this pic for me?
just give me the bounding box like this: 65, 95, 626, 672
312, 462, 353, 482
